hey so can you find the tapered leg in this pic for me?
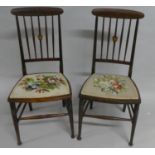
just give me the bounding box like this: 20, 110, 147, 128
28, 103, 33, 111
66, 99, 74, 138
90, 101, 93, 110
77, 99, 84, 140
9, 102, 22, 145
129, 104, 140, 146
62, 100, 66, 107
123, 104, 126, 112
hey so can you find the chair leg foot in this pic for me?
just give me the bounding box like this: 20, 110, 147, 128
128, 142, 133, 146
66, 99, 74, 139
71, 134, 75, 139
9, 102, 22, 145
77, 136, 82, 140
17, 141, 22, 145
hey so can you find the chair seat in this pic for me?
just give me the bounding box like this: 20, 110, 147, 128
81, 74, 140, 103
9, 73, 71, 102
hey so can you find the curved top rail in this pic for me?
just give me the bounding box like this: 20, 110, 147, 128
11, 7, 63, 16
92, 8, 144, 19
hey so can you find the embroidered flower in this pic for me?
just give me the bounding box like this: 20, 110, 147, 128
93, 75, 126, 95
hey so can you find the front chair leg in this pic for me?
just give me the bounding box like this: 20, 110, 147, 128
66, 99, 74, 138
129, 104, 140, 146
9, 102, 22, 145
28, 103, 33, 111
77, 98, 84, 140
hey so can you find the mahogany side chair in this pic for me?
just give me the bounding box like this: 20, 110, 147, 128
8, 7, 74, 145
77, 8, 144, 146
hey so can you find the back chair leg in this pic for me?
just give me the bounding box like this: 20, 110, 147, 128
62, 100, 66, 107
66, 99, 74, 138
90, 101, 93, 110
28, 103, 33, 111
129, 104, 140, 146
77, 99, 84, 140
123, 104, 126, 112
9, 102, 22, 145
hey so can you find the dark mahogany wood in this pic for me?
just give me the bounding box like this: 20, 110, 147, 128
85, 114, 131, 122
11, 7, 63, 16
9, 7, 74, 145
78, 8, 144, 146
20, 113, 68, 120
112, 18, 118, 60
9, 102, 21, 145
92, 8, 144, 19
17, 103, 27, 121
118, 19, 125, 60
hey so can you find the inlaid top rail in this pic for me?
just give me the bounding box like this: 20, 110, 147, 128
11, 7, 63, 16
92, 8, 144, 19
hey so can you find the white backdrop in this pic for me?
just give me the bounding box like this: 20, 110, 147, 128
0, 6, 155, 147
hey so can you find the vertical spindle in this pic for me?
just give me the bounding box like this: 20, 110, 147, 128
106, 18, 111, 59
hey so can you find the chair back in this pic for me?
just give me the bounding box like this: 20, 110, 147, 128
91, 8, 144, 77
11, 7, 64, 75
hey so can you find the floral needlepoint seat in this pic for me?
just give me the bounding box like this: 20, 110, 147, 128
81, 74, 140, 102
9, 73, 70, 101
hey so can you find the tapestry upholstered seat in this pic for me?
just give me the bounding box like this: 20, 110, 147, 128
81, 74, 139, 101
9, 73, 70, 100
